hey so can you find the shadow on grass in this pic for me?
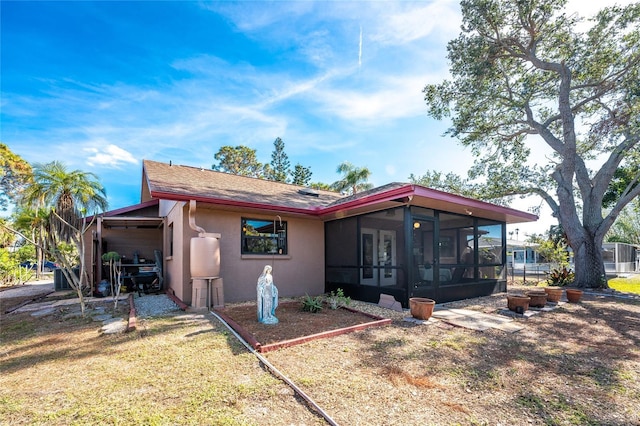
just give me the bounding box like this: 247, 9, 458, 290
348, 296, 639, 424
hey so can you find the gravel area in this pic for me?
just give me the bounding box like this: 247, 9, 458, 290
348, 292, 513, 320
133, 294, 180, 318
348, 299, 408, 320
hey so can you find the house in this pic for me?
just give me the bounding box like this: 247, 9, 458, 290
602, 242, 640, 274
85, 160, 537, 308
506, 240, 640, 277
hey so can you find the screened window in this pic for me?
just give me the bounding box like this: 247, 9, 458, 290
241, 218, 287, 255
477, 222, 503, 265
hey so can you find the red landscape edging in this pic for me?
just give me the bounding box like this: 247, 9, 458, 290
257, 317, 392, 353
214, 305, 392, 354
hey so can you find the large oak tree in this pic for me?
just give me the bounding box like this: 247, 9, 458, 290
424, 0, 640, 288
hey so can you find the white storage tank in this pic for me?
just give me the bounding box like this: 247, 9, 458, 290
190, 233, 221, 277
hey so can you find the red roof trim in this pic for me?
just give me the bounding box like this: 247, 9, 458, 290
318, 185, 416, 215
103, 199, 159, 217
412, 186, 538, 221
150, 184, 537, 222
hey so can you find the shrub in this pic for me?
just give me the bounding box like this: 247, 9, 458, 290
547, 266, 575, 286
301, 294, 323, 313
325, 288, 351, 309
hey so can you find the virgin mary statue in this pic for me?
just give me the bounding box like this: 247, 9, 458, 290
257, 265, 279, 324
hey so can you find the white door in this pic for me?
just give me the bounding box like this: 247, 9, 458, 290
361, 228, 397, 286
379, 230, 397, 286
361, 228, 378, 285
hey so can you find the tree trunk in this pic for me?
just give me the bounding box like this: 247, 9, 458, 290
571, 235, 607, 289
559, 199, 608, 289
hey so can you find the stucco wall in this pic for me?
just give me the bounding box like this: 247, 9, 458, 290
162, 201, 190, 303
175, 205, 325, 304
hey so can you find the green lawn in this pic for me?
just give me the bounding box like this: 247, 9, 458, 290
608, 274, 640, 295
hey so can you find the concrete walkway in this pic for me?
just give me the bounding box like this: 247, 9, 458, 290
0, 279, 55, 300
2, 280, 130, 334
431, 308, 525, 332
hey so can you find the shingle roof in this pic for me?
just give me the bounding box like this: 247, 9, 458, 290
324, 182, 409, 207
143, 160, 343, 213
142, 160, 537, 224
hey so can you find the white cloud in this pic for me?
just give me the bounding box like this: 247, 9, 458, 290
385, 164, 397, 177
370, 0, 461, 46
85, 144, 138, 168
313, 74, 432, 122
203, 1, 314, 32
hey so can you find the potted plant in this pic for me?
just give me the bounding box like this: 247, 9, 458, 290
546, 266, 575, 287
507, 295, 530, 313
409, 297, 436, 320
101, 251, 122, 309
525, 290, 548, 308
565, 288, 583, 303
543, 286, 563, 303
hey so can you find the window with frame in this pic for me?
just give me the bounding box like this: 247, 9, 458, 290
241, 218, 287, 255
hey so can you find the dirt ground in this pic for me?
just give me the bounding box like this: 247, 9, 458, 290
2, 286, 639, 425
216, 300, 385, 346
220, 290, 640, 425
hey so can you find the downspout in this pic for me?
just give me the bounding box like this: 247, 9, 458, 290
188, 200, 207, 235
188, 200, 222, 307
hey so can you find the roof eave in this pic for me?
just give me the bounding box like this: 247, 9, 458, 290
103, 199, 159, 217
316, 185, 416, 218
412, 186, 538, 224
149, 191, 321, 216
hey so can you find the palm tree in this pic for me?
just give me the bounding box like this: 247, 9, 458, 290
21, 161, 107, 313
331, 161, 373, 195
23, 161, 107, 240
12, 206, 50, 279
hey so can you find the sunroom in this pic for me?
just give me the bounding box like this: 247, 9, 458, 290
323, 186, 537, 307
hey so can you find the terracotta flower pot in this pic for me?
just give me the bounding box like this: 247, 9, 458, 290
507, 295, 530, 313
565, 289, 583, 303
544, 286, 563, 303
525, 291, 548, 308
409, 297, 436, 320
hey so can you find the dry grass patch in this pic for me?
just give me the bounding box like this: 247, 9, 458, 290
263, 294, 640, 425
0, 306, 324, 425
2, 289, 639, 425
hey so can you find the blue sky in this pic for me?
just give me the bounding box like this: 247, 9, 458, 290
0, 0, 624, 238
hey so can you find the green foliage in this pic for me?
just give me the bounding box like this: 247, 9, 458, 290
268, 137, 290, 183
101, 251, 121, 262
605, 199, 640, 245
0, 248, 33, 286
0, 143, 32, 211
14, 244, 35, 263
22, 161, 107, 242
603, 166, 640, 209
211, 143, 334, 190
422, 0, 640, 288
309, 182, 332, 191
331, 161, 373, 195
291, 163, 312, 186
547, 266, 575, 287
325, 288, 351, 309
408, 170, 513, 206
212, 145, 267, 178
529, 234, 570, 269
0, 218, 16, 248
301, 294, 323, 313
